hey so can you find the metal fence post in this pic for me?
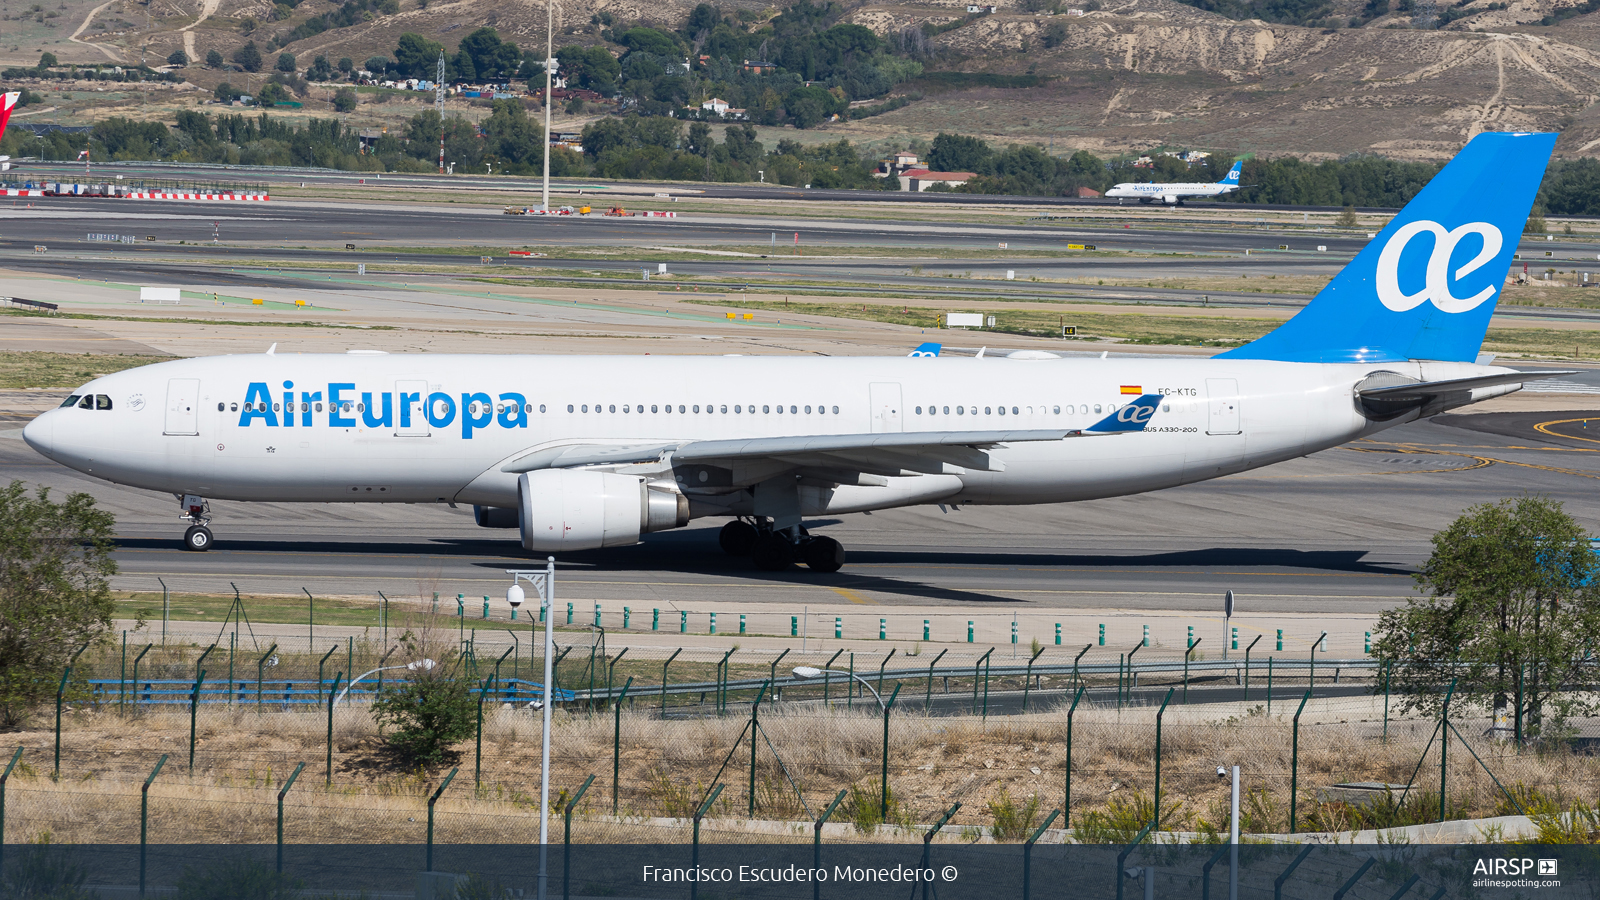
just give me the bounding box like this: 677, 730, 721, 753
661, 648, 682, 714
275, 761, 304, 874
748, 680, 768, 817
690, 784, 725, 900
813, 790, 848, 900
1073, 643, 1090, 688
971, 648, 993, 716
1184, 638, 1202, 703
1022, 646, 1045, 711
0, 746, 22, 878
921, 803, 961, 900
130, 644, 153, 713
881, 683, 902, 820
768, 649, 790, 699
1065, 685, 1085, 828
1439, 679, 1457, 823
822, 649, 844, 706
1384, 660, 1393, 742
426, 767, 458, 873
475, 676, 490, 792
1289, 688, 1312, 833
325, 672, 342, 786
1267, 657, 1273, 715
256, 644, 278, 710
54, 643, 88, 779
1273, 845, 1314, 900
1113, 820, 1155, 900
1243, 635, 1261, 702
304, 587, 314, 654
1153, 688, 1174, 829
316, 645, 337, 707
1309, 631, 1327, 691
139, 753, 168, 898
614, 677, 633, 814
925, 648, 947, 713
564, 774, 595, 900
188, 669, 206, 773
1022, 809, 1062, 900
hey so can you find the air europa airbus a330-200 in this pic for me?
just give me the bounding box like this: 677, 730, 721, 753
23, 132, 1569, 573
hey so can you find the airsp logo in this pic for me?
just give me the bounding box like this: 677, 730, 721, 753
1376, 220, 1503, 314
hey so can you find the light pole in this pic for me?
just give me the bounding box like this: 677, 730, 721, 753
331, 658, 435, 709
540, 0, 557, 212
793, 666, 900, 820
508, 558, 557, 900
1216, 764, 1239, 900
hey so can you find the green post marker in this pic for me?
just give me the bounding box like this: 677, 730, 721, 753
1098, 623, 1105, 646
594, 603, 601, 628
835, 617, 842, 639
740, 614, 746, 635
710, 612, 717, 635
275, 761, 304, 874
653, 608, 660, 631
967, 621, 974, 643
880, 618, 887, 640
1011, 620, 1017, 645
623, 607, 630, 629
1364, 631, 1371, 654
1276, 629, 1283, 651
1055, 623, 1061, 646
567, 603, 573, 625
924, 619, 931, 641
426, 769, 460, 873
680, 610, 687, 633
1231, 627, 1238, 651
793, 616, 799, 638
1142, 624, 1149, 647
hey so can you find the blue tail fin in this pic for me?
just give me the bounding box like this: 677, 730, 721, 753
907, 342, 941, 357
1219, 160, 1241, 186
1218, 132, 1556, 364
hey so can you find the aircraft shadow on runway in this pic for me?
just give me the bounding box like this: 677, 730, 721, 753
116, 527, 1407, 606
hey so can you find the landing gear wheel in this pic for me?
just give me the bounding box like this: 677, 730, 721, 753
751, 532, 795, 571
183, 524, 214, 552
719, 520, 759, 556
802, 536, 845, 573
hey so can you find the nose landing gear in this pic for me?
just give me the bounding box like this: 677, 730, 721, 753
178, 493, 213, 552
722, 519, 845, 573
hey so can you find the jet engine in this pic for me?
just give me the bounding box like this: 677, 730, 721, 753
473, 505, 519, 528
517, 470, 689, 552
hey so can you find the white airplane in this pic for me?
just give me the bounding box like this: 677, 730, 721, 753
23, 132, 1564, 573
1105, 159, 1242, 205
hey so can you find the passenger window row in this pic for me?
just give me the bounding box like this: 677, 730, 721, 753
60, 394, 112, 410
567, 404, 841, 415
915, 404, 1096, 416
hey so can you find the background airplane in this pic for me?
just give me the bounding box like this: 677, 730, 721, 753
1105, 160, 1242, 205
0, 91, 18, 172
22, 133, 1562, 573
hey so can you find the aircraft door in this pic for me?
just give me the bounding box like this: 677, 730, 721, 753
163, 379, 200, 435
1205, 378, 1241, 435
395, 380, 430, 437
869, 383, 902, 433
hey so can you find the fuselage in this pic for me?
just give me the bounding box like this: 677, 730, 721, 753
1104, 181, 1238, 204
22, 353, 1509, 516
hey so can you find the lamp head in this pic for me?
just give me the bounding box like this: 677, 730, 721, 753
792, 666, 821, 680
1216, 765, 1227, 778
507, 583, 525, 609
407, 658, 436, 672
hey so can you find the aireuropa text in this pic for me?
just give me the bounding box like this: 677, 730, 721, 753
641, 865, 953, 883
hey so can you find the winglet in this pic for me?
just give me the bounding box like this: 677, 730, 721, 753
266, 343, 277, 355
1086, 394, 1162, 433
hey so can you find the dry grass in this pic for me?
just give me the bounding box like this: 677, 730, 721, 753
10, 692, 1597, 844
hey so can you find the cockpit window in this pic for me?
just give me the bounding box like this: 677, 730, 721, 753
95, 395, 112, 410
77, 396, 94, 409
60, 395, 81, 408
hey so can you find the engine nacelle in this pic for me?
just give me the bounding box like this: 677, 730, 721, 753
473, 505, 519, 528
517, 470, 689, 552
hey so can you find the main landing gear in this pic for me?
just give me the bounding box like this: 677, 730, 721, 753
719, 519, 844, 573
179, 493, 213, 551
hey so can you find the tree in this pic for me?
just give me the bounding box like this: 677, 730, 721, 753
1041, 21, 1069, 47
276, 52, 297, 73
166, 50, 188, 67
332, 88, 357, 112
206, 49, 225, 68
0, 482, 118, 727
394, 32, 444, 78
233, 41, 263, 73
371, 662, 477, 766
337, 56, 354, 74
37, 51, 56, 69
783, 84, 837, 129
364, 55, 390, 75
456, 27, 521, 81
214, 81, 238, 102
686, 121, 712, 157
928, 133, 992, 172
1372, 496, 1600, 741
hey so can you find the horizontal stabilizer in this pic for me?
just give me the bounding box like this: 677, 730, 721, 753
1357, 370, 1576, 400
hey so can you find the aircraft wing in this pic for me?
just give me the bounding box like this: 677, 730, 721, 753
1357, 370, 1576, 401
501, 395, 1166, 477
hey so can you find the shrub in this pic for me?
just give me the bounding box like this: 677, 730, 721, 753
371, 665, 476, 767
332, 88, 357, 112
166, 50, 188, 66
205, 49, 224, 68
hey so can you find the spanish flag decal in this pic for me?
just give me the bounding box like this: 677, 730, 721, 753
1120, 385, 1142, 395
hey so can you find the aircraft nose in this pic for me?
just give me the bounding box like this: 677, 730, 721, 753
21, 411, 54, 458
